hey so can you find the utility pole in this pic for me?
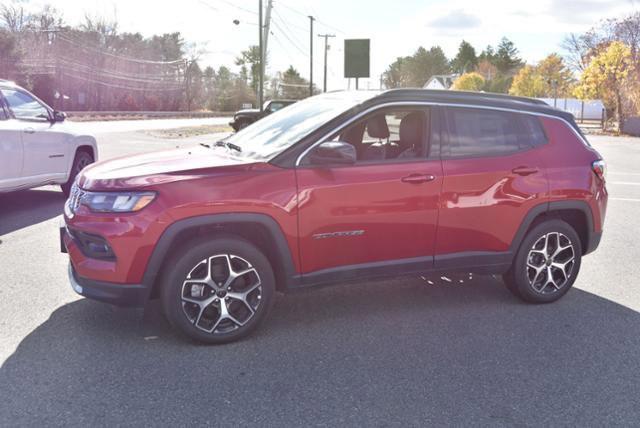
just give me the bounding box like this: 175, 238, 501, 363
263, 0, 273, 62
318, 33, 335, 92
308, 15, 315, 97
258, 0, 264, 112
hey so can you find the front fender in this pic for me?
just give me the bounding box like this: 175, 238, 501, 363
70, 134, 98, 160
65, 135, 98, 180
143, 213, 298, 298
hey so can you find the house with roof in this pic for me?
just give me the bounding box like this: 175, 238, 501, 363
423, 74, 458, 90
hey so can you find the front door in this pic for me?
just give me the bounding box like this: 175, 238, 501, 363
1, 88, 69, 183
0, 106, 24, 190
295, 106, 443, 276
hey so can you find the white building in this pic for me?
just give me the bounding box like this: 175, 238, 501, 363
536, 98, 605, 121
423, 74, 458, 90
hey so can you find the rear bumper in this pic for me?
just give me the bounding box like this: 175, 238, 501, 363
68, 263, 149, 308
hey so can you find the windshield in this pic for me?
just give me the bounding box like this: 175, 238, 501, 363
224, 94, 364, 161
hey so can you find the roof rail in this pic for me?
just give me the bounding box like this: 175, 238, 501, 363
382, 88, 548, 106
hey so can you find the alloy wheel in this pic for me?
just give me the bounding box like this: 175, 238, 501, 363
181, 254, 262, 334
526, 232, 576, 294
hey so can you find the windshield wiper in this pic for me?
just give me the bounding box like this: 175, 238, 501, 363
214, 140, 242, 153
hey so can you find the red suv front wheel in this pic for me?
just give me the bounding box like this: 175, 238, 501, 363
161, 236, 276, 344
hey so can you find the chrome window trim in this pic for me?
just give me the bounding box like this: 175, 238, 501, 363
294, 101, 588, 167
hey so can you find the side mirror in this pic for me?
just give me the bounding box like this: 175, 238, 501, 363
52, 110, 66, 123
309, 141, 357, 166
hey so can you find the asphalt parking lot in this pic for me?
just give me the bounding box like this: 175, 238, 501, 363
1, 124, 639, 426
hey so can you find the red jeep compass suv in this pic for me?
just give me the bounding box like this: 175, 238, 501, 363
61, 89, 607, 343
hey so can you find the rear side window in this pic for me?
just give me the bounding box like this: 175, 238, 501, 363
520, 114, 548, 147
444, 107, 534, 158
269, 102, 285, 111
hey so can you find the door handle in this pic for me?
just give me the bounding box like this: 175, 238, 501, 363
401, 174, 436, 184
512, 166, 538, 176
24, 127, 36, 134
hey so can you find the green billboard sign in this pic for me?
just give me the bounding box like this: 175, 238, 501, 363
344, 39, 370, 78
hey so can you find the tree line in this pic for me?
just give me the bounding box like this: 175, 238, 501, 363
382, 12, 640, 132
0, 3, 313, 112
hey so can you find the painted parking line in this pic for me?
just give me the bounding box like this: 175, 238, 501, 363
610, 197, 640, 202
609, 172, 640, 176
609, 181, 640, 186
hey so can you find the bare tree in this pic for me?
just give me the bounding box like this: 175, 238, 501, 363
561, 31, 603, 71
0, 2, 29, 33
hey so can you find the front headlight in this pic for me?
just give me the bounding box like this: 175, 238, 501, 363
81, 191, 156, 213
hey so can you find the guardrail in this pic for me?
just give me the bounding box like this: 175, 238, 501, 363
65, 111, 234, 120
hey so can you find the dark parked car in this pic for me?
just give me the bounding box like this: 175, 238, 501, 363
62, 89, 607, 344
229, 99, 296, 131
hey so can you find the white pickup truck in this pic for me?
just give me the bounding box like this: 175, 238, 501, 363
0, 80, 97, 196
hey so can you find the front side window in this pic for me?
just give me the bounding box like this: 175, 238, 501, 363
304, 107, 431, 165
224, 95, 362, 161
1, 88, 50, 121
444, 107, 532, 158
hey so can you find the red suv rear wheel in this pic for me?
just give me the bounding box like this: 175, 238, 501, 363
503, 219, 582, 303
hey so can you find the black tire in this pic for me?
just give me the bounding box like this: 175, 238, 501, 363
61, 150, 93, 196
161, 236, 275, 344
503, 219, 582, 303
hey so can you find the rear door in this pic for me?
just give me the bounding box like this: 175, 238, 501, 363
1, 87, 69, 184
435, 106, 548, 269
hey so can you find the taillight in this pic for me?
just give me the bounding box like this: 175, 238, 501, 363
592, 159, 606, 181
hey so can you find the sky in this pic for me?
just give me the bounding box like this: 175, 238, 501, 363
17, 0, 640, 90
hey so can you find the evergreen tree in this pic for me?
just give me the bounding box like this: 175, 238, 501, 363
451, 40, 478, 74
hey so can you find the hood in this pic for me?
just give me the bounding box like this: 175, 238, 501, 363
79, 145, 256, 190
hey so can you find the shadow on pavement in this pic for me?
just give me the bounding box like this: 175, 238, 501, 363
0, 188, 65, 236
1, 276, 639, 425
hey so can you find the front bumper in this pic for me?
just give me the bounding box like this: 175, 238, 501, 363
68, 263, 149, 307
62, 225, 149, 307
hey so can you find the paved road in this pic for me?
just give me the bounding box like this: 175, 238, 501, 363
1, 129, 639, 426
71, 116, 231, 134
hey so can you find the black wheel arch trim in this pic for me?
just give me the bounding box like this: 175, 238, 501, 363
510, 200, 598, 256
141, 213, 298, 296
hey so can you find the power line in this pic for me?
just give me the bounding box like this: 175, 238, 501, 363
207, 0, 257, 15
276, 0, 346, 34
19, 57, 185, 86
270, 33, 296, 63
58, 35, 186, 65
271, 16, 308, 56
60, 71, 183, 92
315, 18, 345, 36
272, 8, 308, 33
